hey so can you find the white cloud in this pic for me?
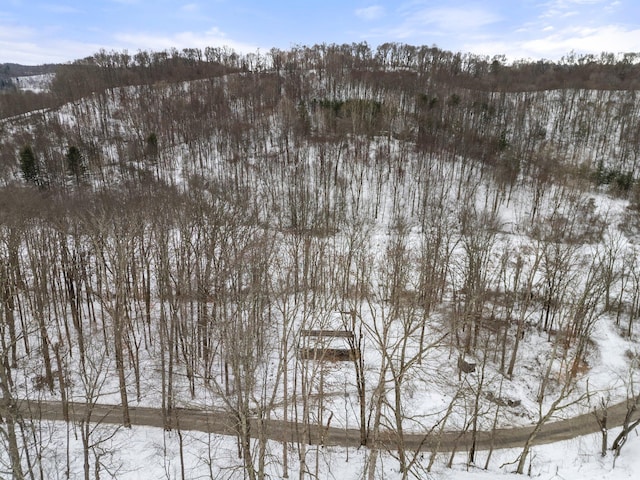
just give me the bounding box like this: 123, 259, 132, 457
604, 1, 621, 12
0, 17, 258, 64
0, 23, 32, 40
0, 34, 106, 64
464, 24, 640, 61
113, 27, 259, 54
42, 4, 82, 14
545, 0, 605, 7
181, 3, 199, 13
540, 0, 606, 18
522, 25, 640, 57
356, 4, 503, 49
355, 6, 385, 21
0, 21, 108, 64
355, 0, 637, 62
399, 5, 502, 35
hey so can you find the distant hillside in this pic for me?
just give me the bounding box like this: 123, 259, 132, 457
0, 62, 58, 91
2, 45, 640, 119
0, 62, 58, 78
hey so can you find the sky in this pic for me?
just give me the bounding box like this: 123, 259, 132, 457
1, 0, 640, 65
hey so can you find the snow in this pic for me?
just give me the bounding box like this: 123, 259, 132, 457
22, 420, 640, 479
587, 316, 636, 397
3, 171, 637, 477
6, 290, 638, 479
12, 73, 54, 93
4, 75, 640, 478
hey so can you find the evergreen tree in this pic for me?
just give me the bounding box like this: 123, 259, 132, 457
145, 132, 158, 163
19, 145, 40, 185
66, 145, 85, 184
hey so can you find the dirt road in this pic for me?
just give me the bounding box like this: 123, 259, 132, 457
14, 397, 640, 452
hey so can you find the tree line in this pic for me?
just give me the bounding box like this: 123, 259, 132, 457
3, 43, 640, 120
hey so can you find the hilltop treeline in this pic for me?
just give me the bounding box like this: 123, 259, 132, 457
2, 43, 640, 120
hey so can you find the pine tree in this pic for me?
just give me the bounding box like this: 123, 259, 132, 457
145, 133, 158, 163
66, 145, 85, 184
19, 145, 40, 185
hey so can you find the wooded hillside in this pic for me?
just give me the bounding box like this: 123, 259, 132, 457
2, 44, 640, 479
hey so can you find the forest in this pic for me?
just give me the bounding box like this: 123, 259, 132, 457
2, 43, 640, 479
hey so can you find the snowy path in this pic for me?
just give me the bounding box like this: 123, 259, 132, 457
13, 397, 640, 452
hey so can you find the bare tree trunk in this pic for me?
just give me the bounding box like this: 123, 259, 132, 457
612, 393, 640, 459
0, 354, 25, 480
592, 398, 608, 457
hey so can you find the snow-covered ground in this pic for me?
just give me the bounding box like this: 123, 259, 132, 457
4, 73, 640, 479
11, 73, 54, 92
28, 420, 640, 479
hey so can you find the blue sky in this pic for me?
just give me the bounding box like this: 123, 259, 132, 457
1, 0, 639, 65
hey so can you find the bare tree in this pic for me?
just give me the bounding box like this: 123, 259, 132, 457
0, 344, 26, 479
514, 253, 604, 474
611, 355, 640, 463
363, 216, 448, 479
73, 338, 122, 480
